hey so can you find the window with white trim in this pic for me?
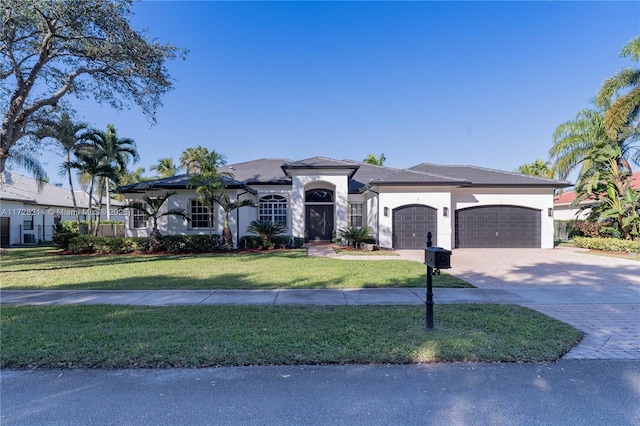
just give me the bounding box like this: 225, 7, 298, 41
348, 203, 363, 228
259, 195, 287, 225
190, 199, 213, 228
132, 203, 146, 229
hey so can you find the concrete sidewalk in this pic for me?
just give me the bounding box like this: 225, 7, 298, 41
1, 284, 637, 307
0, 287, 525, 307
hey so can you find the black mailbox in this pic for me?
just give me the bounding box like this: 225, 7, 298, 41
424, 247, 452, 269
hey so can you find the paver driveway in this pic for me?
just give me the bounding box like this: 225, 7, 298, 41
441, 247, 640, 360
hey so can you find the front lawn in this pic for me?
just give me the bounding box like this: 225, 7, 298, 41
0, 247, 471, 290
1, 304, 583, 368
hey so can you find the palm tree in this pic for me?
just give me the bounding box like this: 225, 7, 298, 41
596, 36, 640, 146
188, 148, 231, 236
516, 159, 554, 178
180, 146, 221, 174
85, 125, 139, 220
363, 153, 386, 166
550, 107, 609, 181
246, 220, 286, 248
338, 226, 374, 248
113, 167, 148, 202
68, 152, 118, 235
213, 194, 257, 246
150, 157, 181, 178
573, 141, 638, 240
2, 146, 47, 189
124, 191, 190, 250
37, 112, 88, 229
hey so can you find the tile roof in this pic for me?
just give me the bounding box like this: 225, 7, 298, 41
409, 163, 571, 187
0, 172, 120, 208
281, 157, 360, 178
218, 158, 293, 184
117, 157, 572, 194
117, 174, 247, 193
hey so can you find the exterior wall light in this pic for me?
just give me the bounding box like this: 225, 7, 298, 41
443, 207, 449, 217
548, 208, 553, 217
383, 207, 389, 217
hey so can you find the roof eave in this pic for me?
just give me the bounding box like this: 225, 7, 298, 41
281, 164, 360, 179
368, 181, 465, 187
459, 182, 572, 189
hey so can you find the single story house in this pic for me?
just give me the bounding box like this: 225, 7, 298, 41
118, 157, 569, 250
553, 171, 640, 221
0, 172, 125, 246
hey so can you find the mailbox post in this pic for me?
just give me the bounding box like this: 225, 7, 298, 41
424, 231, 452, 330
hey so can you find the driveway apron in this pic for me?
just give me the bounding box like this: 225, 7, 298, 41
444, 247, 639, 360
308, 244, 640, 359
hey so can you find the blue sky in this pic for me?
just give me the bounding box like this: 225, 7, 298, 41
30, 1, 640, 186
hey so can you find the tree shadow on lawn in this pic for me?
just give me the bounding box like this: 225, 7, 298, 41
1, 271, 424, 291
1, 249, 309, 273
1, 251, 196, 272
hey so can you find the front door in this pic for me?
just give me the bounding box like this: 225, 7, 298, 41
306, 205, 334, 241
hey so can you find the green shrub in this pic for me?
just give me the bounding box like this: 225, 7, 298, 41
338, 226, 374, 248
239, 234, 294, 249
52, 232, 77, 250
272, 235, 293, 249
292, 237, 304, 248
574, 236, 640, 253
68, 236, 148, 254
55, 221, 79, 234
68, 235, 95, 254
240, 235, 262, 249
162, 235, 223, 253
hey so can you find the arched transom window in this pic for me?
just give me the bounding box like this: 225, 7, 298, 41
259, 195, 287, 225
305, 189, 334, 203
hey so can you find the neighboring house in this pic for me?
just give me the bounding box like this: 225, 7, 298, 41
118, 157, 569, 250
553, 171, 640, 221
0, 172, 125, 246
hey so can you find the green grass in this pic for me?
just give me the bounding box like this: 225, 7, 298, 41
0, 246, 471, 290
1, 304, 583, 368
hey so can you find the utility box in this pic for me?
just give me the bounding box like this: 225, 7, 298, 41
424, 246, 452, 269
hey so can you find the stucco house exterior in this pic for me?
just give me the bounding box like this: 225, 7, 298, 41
118, 157, 570, 250
0, 172, 124, 246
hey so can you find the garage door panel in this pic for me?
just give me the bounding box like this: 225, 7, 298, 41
455, 206, 540, 248
393, 205, 437, 249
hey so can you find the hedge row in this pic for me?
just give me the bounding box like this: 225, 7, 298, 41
573, 237, 640, 253
239, 235, 304, 250
55, 234, 305, 254
61, 234, 226, 254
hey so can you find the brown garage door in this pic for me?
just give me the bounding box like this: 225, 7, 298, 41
455, 205, 540, 248
392, 204, 437, 249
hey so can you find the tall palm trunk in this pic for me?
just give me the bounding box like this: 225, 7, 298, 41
93, 177, 104, 236
105, 178, 112, 220
87, 178, 95, 235
66, 151, 82, 231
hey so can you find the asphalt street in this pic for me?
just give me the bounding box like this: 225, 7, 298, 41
2, 360, 639, 426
